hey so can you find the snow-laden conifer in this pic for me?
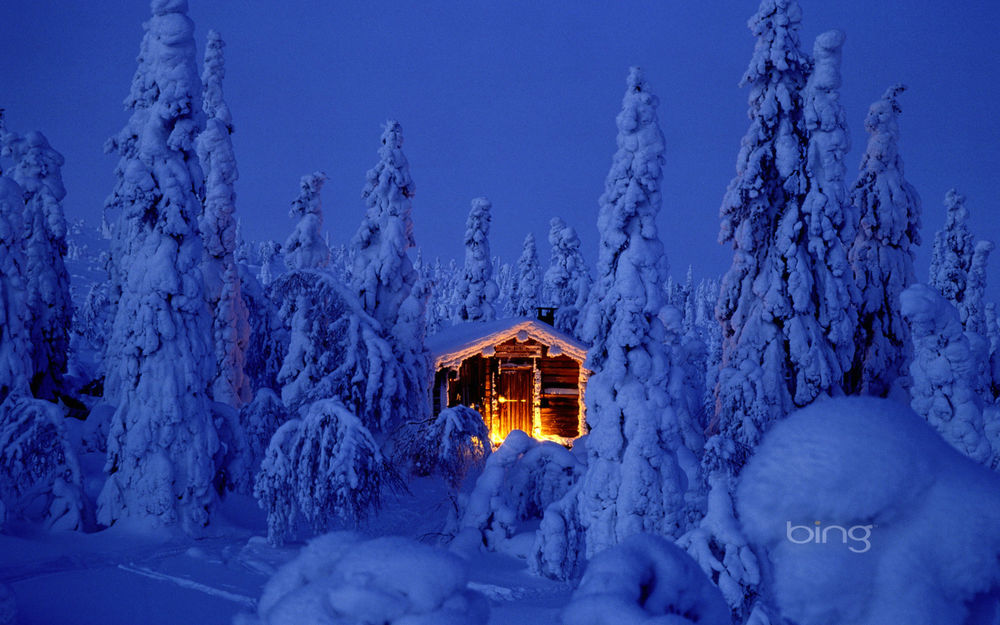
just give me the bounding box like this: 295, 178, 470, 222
283, 172, 329, 271
513, 233, 541, 317
98, 0, 217, 531
847, 85, 921, 397
542, 218, 592, 335
7, 132, 72, 400
254, 398, 389, 545
715, 10, 842, 460
693, 2, 813, 618
197, 30, 251, 408
966, 240, 994, 339
800, 29, 858, 383
455, 197, 499, 322
573, 67, 686, 559
272, 271, 406, 434
351, 120, 417, 331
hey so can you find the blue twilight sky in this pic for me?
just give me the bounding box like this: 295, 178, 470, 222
2, 1, 999, 296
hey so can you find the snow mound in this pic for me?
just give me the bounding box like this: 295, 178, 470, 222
244, 532, 489, 625
561, 533, 731, 625
737, 396, 1000, 625
461, 430, 584, 549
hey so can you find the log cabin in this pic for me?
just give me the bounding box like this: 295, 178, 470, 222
427, 317, 589, 446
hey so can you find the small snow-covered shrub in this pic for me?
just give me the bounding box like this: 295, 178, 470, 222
561, 533, 731, 625
402, 405, 490, 489
0, 396, 85, 531
738, 396, 1000, 625
238, 532, 489, 625
254, 399, 390, 545
461, 430, 584, 548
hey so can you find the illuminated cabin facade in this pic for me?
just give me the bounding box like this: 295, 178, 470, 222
427, 318, 589, 445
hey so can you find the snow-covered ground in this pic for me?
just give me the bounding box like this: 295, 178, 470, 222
0, 468, 572, 625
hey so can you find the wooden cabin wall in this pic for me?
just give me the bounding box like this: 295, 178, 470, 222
539, 355, 580, 438
448, 355, 490, 423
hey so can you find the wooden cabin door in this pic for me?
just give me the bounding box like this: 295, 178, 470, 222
498, 367, 533, 440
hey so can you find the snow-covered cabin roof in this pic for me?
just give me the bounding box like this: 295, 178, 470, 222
427, 317, 588, 370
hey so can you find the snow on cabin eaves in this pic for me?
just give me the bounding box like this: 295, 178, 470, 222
427, 317, 588, 370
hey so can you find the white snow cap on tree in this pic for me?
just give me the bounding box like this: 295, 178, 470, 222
570, 67, 687, 564
455, 197, 499, 322
847, 84, 921, 397
513, 232, 542, 317
197, 29, 251, 408
6, 131, 72, 400
902, 283, 992, 465
98, 0, 218, 532
351, 119, 417, 331
283, 172, 330, 271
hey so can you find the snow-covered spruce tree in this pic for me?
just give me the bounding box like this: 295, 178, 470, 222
495, 258, 514, 318
240, 263, 286, 393
6, 132, 72, 400
694, 277, 722, 419
902, 284, 992, 465
254, 398, 389, 545
99, 0, 218, 531
257, 239, 280, 286
930, 189, 974, 306
350, 120, 431, 427
284, 172, 330, 271
799, 29, 858, 387
271, 270, 406, 434
454, 197, 499, 322
536, 68, 687, 578
692, 2, 820, 618
513, 232, 542, 317
351, 120, 417, 331
846, 84, 921, 397
542, 217, 592, 336
714, 17, 848, 464
425, 256, 453, 335
196, 29, 251, 408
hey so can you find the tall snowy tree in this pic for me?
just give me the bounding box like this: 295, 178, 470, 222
965, 240, 994, 339
846, 84, 921, 397
537, 68, 687, 578
98, 0, 218, 531
5, 131, 72, 400
799, 29, 858, 385
284, 172, 329, 271
196, 29, 251, 408
691, 2, 817, 618
455, 197, 499, 322
350, 120, 430, 427
351, 120, 417, 331
714, 9, 847, 462
542, 217, 592, 336
512, 233, 541, 318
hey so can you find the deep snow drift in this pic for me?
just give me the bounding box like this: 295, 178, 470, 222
737, 396, 1000, 625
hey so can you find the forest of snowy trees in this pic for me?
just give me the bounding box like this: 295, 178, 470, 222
2, 0, 1000, 624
